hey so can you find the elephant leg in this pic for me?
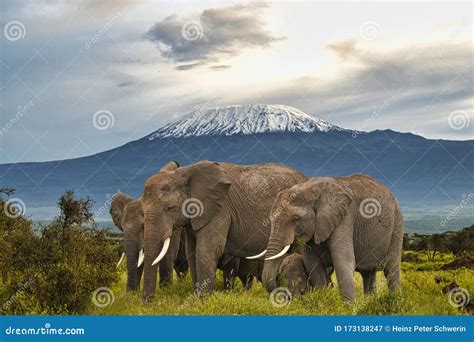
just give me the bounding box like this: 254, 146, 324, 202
302, 246, 329, 288
185, 227, 198, 288
384, 212, 403, 292
195, 212, 231, 294
158, 256, 174, 286
360, 270, 377, 294
174, 228, 189, 280
239, 275, 253, 290
329, 225, 356, 301
384, 260, 401, 292
222, 262, 237, 290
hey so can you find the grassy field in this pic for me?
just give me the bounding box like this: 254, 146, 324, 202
87, 253, 473, 315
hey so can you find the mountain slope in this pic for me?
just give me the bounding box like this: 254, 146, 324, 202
0, 105, 472, 232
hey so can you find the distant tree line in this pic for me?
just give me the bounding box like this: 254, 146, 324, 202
403, 226, 474, 261
0, 188, 119, 314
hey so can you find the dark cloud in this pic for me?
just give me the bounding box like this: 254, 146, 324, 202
210, 65, 231, 71
176, 62, 202, 71
327, 39, 359, 60
145, 3, 283, 68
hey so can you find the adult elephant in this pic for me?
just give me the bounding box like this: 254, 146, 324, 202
110, 193, 187, 291
142, 160, 307, 300
260, 174, 404, 301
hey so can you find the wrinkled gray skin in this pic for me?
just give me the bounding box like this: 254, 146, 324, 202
110, 194, 187, 291
263, 174, 404, 301
219, 256, 263, 290
142, 160, 306, 300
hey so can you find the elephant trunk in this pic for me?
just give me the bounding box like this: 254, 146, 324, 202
262, 238, 286, 292
142, 216, 171, 302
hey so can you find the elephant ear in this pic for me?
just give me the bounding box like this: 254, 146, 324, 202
311, 180, 352, 244
110, 193, 134, 230
159, 161, 180, 173
177, 161, 232, 231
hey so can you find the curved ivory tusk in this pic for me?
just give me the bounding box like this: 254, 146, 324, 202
151, 237, 171, 266
137, 248, 145, 267
265, 245, 291, 261
246, 249, 267, 260
116, 252, 125, 269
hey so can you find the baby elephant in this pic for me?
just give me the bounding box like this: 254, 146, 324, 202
110, 193, 187, 291
278, 253, 309, 295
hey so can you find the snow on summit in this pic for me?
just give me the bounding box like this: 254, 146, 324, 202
148, 104, 342, 140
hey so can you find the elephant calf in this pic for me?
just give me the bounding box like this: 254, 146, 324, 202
261, 174, 404, 301
278, 253, 309, 295
110, 193, 187, 291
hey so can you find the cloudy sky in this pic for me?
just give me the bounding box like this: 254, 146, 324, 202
0, 0, 472, 163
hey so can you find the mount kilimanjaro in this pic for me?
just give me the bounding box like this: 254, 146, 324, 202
1, 104, 472, 231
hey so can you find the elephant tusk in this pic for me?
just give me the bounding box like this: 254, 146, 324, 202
151, 237, 171, 266
265, 245, 291, 261
246, 249, 267, 260
116, 252, 125, 269
137, 248, 145, 267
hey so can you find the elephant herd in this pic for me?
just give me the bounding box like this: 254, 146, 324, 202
110, 161, 404, 303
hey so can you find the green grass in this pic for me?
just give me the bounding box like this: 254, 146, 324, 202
87, 254, 473, 315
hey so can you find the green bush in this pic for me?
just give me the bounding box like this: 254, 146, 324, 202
0, 189, 119, 314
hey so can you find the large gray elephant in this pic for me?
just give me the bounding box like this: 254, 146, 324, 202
110, 193, 187, 291
260, 174, 404, 301
141, 160, 307, 300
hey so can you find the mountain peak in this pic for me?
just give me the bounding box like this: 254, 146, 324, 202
148, 104, 343, 140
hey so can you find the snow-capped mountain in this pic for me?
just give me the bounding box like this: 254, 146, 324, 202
148, 104, 344, 140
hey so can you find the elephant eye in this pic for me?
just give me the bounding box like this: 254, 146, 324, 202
166, 205, 177, 212
291, 216, 300, 225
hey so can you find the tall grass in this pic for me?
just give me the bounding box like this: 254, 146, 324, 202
88, 256, 473, 315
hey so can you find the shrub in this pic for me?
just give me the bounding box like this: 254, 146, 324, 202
0, 189, 119, 314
